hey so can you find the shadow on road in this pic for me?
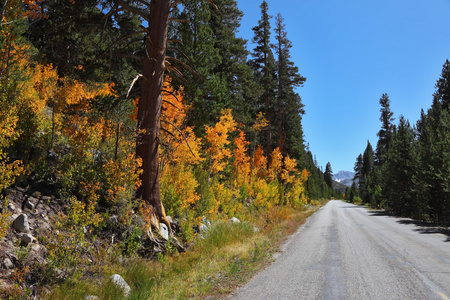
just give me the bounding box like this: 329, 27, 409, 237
367, 210, 450, 242
397, 219, 450, 243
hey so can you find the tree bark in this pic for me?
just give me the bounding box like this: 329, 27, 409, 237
136, 0, 170, 222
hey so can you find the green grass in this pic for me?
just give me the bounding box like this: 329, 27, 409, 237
43, 205, 320, 300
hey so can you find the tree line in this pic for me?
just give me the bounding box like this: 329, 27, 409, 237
1, 0, 335, 245
345, 60, 450, 226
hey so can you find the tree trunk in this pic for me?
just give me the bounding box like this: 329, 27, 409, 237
136, 0, 170, 224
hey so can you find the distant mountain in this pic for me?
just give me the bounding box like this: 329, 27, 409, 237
332, 170, 355, 187
332, 180, 348, 193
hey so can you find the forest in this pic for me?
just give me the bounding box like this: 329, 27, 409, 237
345, 60, 450, 227
0, 0, 338, 298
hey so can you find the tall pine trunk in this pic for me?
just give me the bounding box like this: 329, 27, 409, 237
136, 0, 170, 222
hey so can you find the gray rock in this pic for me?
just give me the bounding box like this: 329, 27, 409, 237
21, 233, 34, 245
13, 214, 30, 233
109, 274, 131, 298
84, 296, 99, 300
25, 200, 35, 210
160, 223, 169, 240
109, 215, 119, 225
200, 223, 209, 234
166, 215, 173, 223
8, 202, 15, 211
202, 216, 211, 227
3, 257, 14, 269
228, 217, 240, 224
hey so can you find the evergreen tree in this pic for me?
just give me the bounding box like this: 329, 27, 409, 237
417, 95, 450, 225
324, 162, 333, 188
273, 13, 306, 155
360, 141, 374, 204
250, 1, 277, 159
376, 93, 395, 166
176, 0, 223, 133
353, 153, 363, 191
382, 116, 418, 217
435, 59, 450, 110
208, 0, 262, 126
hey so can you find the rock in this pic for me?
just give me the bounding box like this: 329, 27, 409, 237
13, 214, 30, 233
200, 223, 209, 234
253, 226, 260, 233
228, 217, 240, 224
3, 257, 14, 269
109, 274, 131, 298
25, 200, 35, 210
166, 215, 173, 223
21, 233, 34, 246
202, 216, 211, 227
160, 223, 169, 240
84, 296, 99, 300
109, 215, 119, 225
7, 202, 15, 211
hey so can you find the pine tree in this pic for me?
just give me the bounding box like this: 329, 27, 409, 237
274, 13, 306, 154
208, 0, 262, 126
360, 141, 374, 204
382, 116, 418, 217
435, 59, 450, 110
324, 162, 333, 188
251, 1, 277, 160
417, 95, 450, 225
175, 0, 223, 133
353, 153, 363, 191
376, 93, 395, 166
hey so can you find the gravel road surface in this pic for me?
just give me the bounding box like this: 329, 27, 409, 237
231, 200, 450, 300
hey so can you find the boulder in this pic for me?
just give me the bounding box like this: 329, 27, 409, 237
109, 274, 131, 298
160, 223, 169, 240
21, 233, 34, 246
228, 217, 240, 224
13, 214, 30, 233
3, 257, 14, 269
200, 223, 209, 234
25, 200, 35, 210
202, 216, 211, 228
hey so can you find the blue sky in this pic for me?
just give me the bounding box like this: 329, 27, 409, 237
235, 0, 450, 173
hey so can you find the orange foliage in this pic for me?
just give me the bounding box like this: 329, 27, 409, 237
253, 144, 267, 177
23, 0, 48, 19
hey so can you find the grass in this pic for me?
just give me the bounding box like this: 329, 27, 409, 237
43, 204, 322, 300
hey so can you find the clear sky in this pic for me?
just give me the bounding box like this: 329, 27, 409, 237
235, 0, 450, 173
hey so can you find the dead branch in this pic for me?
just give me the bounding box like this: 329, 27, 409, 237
127, 74, 143, 98
161, 119, 197, 158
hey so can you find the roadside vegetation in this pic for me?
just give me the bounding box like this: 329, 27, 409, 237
0, 1, 335, 298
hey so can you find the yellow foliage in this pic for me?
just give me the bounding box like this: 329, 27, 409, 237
233, 130, 251, 185
205, 109, 237, 176
281, 155, 297, 184
0, 109, 24, 193
251, 112, 268, 132
268, 147, 283, 181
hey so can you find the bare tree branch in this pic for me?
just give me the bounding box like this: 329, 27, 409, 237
127, 74, 143, 98
117, 0, 150, 22
165, 56, 203, 80
161, 119, 196, 158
